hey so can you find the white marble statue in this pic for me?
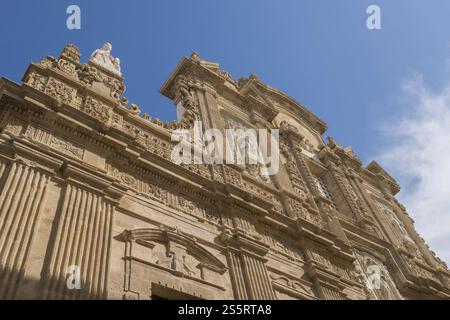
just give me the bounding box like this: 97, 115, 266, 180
90, 42, 121, 76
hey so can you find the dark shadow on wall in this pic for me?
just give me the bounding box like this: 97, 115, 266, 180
0, 265, 100, 300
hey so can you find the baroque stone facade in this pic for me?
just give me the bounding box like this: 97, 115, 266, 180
0, 43, 449, 300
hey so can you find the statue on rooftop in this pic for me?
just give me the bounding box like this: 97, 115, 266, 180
90, 42, 121, 76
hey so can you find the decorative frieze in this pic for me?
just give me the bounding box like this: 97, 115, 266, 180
180, 163, 212, 180
49, 136, 84, 160
288, 197, 324, 227
242, 180, 280, 206
82, 96, 111, 123
211, 164, 225, 183
223, 165, 244, 188
260, 230, 304, 262
106, 163, 220, 224
2, 116, 25, 137
25, 125, 84, 160
27, 72, 48, 91
44, 77, 75, 105
306, 247, 332, 269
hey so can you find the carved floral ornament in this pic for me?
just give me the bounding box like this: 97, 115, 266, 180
173, 75, 201, 129
44, 77, 75, 105
82, 96, 111, 123
34, 44, 127, 104
27, 64, 174, 140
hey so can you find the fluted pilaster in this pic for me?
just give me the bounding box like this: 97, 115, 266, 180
43, 183, 114, 299
227, 251, 249, 299
222, 230, 276, 300
0, 162, 49, 298
241, 254, 276, 299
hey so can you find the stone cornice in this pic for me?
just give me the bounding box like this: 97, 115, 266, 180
1, 82, 352, 251
160, 55, 327, 136
239, 77, 328, 135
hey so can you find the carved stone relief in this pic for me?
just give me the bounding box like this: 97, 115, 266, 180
120, 228, 227, 299
353, 250, 403, 300
24, 125, 84, 160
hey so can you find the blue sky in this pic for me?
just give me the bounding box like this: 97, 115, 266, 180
0, 0, 448, 161
1, 1, 449, 264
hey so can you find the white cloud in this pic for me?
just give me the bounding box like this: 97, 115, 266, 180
376, 73, 450, 266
